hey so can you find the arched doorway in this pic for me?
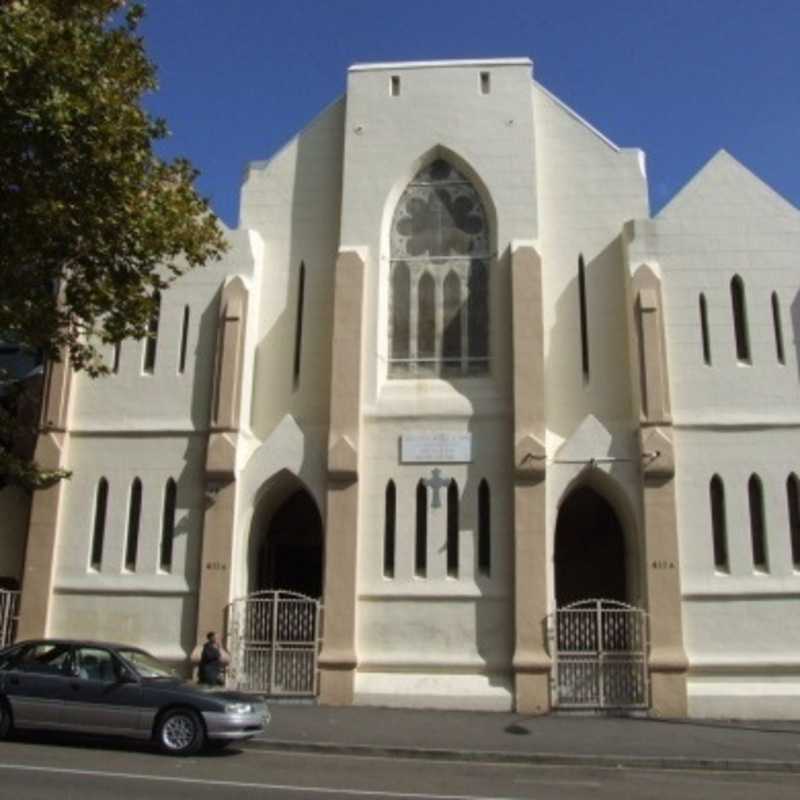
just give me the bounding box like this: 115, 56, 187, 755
229, 480, 324, 697
551, 484, 648, 710
256, 488, 323, 599
554, 485, 627, 606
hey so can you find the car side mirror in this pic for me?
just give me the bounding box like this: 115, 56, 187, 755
70, 665, 81, 678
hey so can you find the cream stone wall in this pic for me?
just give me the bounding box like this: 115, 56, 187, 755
45, 230, 253, 661
18, 57, 800, 719
630, 151, 800, 718
242, 99, 344, 443
234, 99, 345, 605
532, 83, 649, 614
338, 60, 538, 708
70, 229, 255, 431
355, 417, 515, 709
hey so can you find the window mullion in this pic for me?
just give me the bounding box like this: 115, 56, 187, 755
460, 264, 468, 375
409, 264, 420, 372
434, 269, 444, 378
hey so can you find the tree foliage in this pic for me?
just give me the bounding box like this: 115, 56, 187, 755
0, 0, 227, 488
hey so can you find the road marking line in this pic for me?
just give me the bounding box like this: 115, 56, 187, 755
0, 763, 522, 800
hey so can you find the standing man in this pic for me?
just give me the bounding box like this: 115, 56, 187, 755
198, 631, 227, 686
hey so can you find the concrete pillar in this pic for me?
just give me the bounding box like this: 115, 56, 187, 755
195, 277, 248, 642
16, 354, 72, 640
318, 250, 365, 705
510, 244, 550, 713
631, 264, 688, 717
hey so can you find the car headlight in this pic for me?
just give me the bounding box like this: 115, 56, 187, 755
224, 702, 253, 714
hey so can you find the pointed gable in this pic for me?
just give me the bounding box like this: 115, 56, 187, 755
657, 150, 799, 229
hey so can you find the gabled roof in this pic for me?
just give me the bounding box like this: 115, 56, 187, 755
657, 149, 799, 223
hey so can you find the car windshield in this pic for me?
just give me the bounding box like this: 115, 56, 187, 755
118, 649, 177, 679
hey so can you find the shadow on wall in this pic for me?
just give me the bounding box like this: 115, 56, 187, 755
464, 247, 514, 688
174, 291, 223, 658
249, 106, 343, 442
469, 413, 515, 688
545, 238, 634, 441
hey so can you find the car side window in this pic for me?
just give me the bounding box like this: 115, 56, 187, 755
74, 647, 118, 682
0, 646, 21, 670
16, 643, 71, 675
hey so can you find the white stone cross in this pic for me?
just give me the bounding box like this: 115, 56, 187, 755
424, 467, 450, 509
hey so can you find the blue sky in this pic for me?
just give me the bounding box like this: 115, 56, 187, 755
139, 0, 800, 229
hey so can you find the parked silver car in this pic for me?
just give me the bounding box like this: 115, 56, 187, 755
0, 639, 269, 755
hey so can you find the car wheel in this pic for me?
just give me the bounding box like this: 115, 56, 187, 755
0, 698, 12, 740
156, 708, 204, 756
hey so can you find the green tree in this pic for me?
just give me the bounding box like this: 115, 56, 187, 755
0, 0, 227, 489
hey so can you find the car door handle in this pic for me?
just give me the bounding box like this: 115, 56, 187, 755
70, 682, 81, 691
9, 677, 19, 686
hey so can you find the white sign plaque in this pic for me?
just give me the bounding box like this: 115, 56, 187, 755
400, 432, 472, 464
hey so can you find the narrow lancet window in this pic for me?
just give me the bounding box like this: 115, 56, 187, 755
178, 306, 190, 374
390, 75, 400, 96
731, 276, 750, 362
699, 294, 711, 365
467, 261, 488, 372
160, 478, 177, 572
709, 475, 728, 571
390, 262, 410, 372
478, 479, 491, 575
442, 271, 462, 374
748, 474, 768, 571
143, 290, 161, 374
125, 478, 142, 572
415, 480, 427, 577
384, 481, 396, 578
446, 480, 459, 578
787, 474, 800, 569
480, 71, 491, 94
771, 292, 785, 365
417, 272, 436, 370
112, 342, 121, 374
389, 159, 490, 377
293, 263, 306, 386
578, 255, 589, 381
90, 478, 109, 570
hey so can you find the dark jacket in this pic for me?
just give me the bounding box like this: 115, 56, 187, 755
198, 641, 223, 685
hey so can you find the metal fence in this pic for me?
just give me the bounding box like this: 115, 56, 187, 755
225, 590, 322, 696
550, 598, 649, 710
0, 590, 20, 649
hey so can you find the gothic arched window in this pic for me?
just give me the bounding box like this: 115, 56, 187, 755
90, 478, 109, 571
125, 478, 142, 572
748, 474, 768, 571
160, 478, 177, 573
446, 479, 459, 578
709, 475, 728, 571
730, 276, 750, 363
383, 480, 396, 579
389, 159, 490, 377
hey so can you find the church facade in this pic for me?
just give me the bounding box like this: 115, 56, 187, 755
4, 58, 800, 718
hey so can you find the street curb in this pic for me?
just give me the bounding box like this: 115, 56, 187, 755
245, 738, 800, 774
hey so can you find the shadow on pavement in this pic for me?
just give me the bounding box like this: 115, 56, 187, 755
5, 730, 244, 758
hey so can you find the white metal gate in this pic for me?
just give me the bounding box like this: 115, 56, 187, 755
225, 590, 322, 696
0, 590, 20, 649
550, 599, 649, 710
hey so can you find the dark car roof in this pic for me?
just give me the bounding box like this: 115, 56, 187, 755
13, 639, 149, 653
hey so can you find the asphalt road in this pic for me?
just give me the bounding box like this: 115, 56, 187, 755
0, 734, 799, 800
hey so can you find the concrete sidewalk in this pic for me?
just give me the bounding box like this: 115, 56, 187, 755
250, 703, 800, 773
